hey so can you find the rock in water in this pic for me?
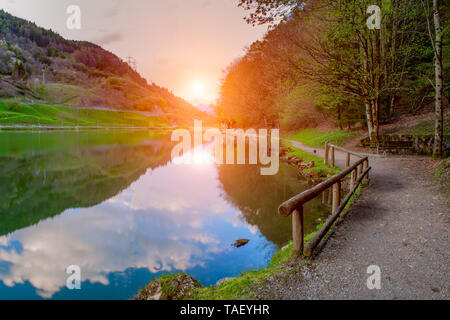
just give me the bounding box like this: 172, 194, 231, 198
233, 239, 249, 248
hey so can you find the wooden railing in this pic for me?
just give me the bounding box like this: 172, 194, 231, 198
278, 142, 371, 257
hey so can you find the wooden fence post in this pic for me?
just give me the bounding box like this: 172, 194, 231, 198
331, 147, 335, 168
322, 190, 328, 204
324, 142, 329, 165
359, 163, 364, 178
350, 169, 356, 191
364, 160, 369, 180
346, 153, 351, 168
292, 207, 304, 255
332, 181, 341, 213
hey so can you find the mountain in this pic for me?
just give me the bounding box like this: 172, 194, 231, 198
0, 10, 209, 125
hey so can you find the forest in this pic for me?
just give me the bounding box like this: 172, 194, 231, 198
216, 0, 448, 157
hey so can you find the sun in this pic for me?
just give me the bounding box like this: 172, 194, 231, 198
192, 81, 205, 97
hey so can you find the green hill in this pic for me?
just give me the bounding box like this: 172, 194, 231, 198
0, 9, 208, 126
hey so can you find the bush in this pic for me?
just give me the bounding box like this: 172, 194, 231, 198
35, 84, 47, 97
89, 69, 109, 78
106, 77, 122, 90
3, 99, 23, 112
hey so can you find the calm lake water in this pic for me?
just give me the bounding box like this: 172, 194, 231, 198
0, 130, 329, 300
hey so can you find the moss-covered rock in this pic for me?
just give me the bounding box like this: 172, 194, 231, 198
135, 273, 201, 300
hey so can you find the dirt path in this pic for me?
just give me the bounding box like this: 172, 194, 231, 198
259, 141, 449, 300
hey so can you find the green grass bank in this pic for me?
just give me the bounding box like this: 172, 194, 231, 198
287, 128, 360, 148
0, 99, 166, 129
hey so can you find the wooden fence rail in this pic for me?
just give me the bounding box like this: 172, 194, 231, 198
279, 141, 371, 257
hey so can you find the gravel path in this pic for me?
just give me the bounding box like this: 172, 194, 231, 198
258, 141, 449, 300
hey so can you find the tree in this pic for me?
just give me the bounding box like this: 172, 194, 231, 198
422, 0, 444, 158
238, 0, 306, 27
12, 61, 27, 81
237, 0, 435, 141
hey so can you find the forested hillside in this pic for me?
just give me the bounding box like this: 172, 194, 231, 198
217, 0, 448, 154
0, 10, 206, 125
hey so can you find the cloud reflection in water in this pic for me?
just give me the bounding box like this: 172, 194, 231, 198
0, 147, 273, 299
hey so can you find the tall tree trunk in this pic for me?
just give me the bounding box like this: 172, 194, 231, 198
371, 99, 380, 139
365, 100, 379, 140
433, 0, 443, 158
374, 0, 382, 139
389, 0, 398, 118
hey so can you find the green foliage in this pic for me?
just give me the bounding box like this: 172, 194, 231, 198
2, 98, 22, 111
33, 50, 51, 65
398, 113, 450, 137
288, 128, 359, 148
433, 158, 450, 195
12, 61, 28, 80
35, 84, 47, 97
284, 141, 341, 177
106, 77, 123, 90
141, 273, 202, 300
226, 0, 448, 138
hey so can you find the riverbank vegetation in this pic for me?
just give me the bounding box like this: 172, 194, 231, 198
434, 157, 450, 194
283, 141, 341, 178
398, 111, 450, 137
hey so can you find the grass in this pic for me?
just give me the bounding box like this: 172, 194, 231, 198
0, 99, 166, 128
399, 114, 450, 137
433, 157, 450, 194
287, 128, 360, 148
146, 273, 202, 300
284, 141, 341, 177
188, 240, 299, 300
36, 83, 92, 105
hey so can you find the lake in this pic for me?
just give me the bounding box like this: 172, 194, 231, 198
0, 130, 329, 300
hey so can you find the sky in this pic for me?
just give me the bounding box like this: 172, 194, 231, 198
0, 0, 268, 105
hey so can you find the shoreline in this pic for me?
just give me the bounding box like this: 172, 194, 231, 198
0, 125, 176, 132
134, 144, 362, 300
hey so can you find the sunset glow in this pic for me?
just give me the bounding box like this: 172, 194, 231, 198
192, 81, 205, 96
0, 0, 268, 105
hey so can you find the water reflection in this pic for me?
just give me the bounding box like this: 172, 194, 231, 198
0, 131, 329, 299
